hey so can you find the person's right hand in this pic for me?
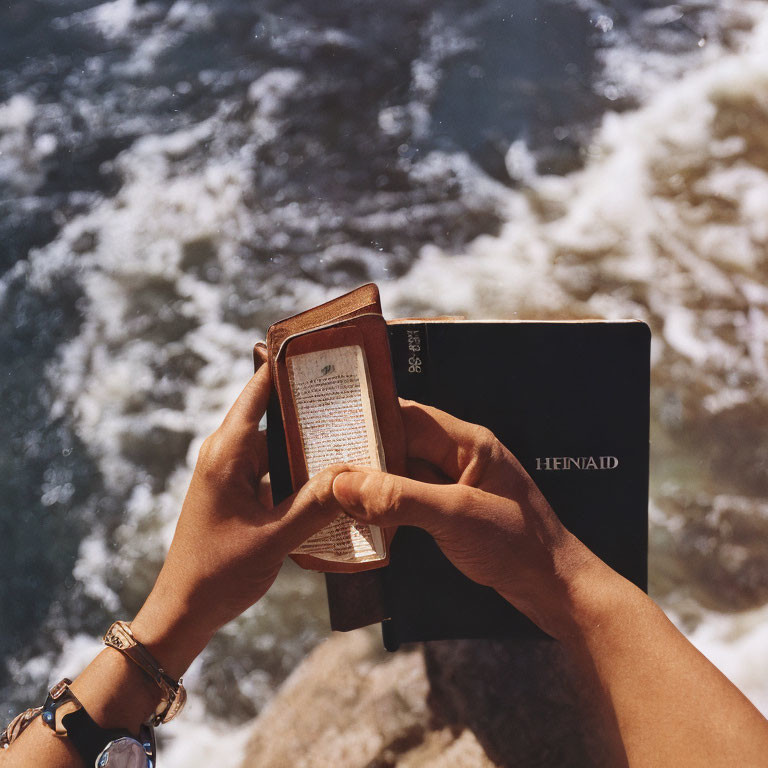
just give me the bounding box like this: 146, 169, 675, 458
331, 399, 596, 639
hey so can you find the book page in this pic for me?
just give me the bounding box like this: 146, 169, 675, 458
287, 344, 386, 562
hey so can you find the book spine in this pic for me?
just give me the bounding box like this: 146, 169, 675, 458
388, 322, 432, 406
383, 322, 433, 650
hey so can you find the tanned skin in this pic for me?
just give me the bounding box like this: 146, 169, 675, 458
333, 401, 768, 768
4, 349, 768, 767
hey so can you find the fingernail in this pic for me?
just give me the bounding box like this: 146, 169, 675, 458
253, 342, 268, 371
332, 471, 364, 513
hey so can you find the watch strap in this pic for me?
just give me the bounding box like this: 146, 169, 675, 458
42, 679, 133, 766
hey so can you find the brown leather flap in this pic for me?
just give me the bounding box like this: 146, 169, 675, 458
266, 285, 405, 573
266, 282, 381, 364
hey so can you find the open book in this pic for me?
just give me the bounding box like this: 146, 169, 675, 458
264, 284, 405, 573
287, 343, 387, 562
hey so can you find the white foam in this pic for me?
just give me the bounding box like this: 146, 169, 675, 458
505, 140, 538, 184
0, 94, 46, 195
669, 603, 768, 717
160, 697, 252, 768
664, 307, 711, 364
90, 0, 138, 39
248, 69, 305, 116
0, 93, 35, 128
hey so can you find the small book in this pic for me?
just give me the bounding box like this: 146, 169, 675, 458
263, 285, 650, 649
264, 284, 406, 573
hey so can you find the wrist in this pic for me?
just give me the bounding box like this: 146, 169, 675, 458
131, 593, 215, 681
542, 544, 638, 648
497, 533, 604, 642
70, 649, 162, 733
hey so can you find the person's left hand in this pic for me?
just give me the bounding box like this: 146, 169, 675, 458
130, 346, 350, 678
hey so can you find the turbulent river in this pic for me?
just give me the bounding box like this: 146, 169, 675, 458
2, 0, 768, 764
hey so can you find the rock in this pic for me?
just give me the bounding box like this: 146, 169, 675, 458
239, 627, 435, 768
240, 629, 617, 768
423, 638, 613, 768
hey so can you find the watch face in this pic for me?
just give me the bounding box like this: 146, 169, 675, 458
96, 737, 151, 768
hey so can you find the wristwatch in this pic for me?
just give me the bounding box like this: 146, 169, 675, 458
41, 679, 156, 768
96, 735, 155, 768
2, 620, 181, 766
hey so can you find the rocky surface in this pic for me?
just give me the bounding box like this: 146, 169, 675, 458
240, 628, 615, 768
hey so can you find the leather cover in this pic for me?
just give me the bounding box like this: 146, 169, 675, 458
265, 284, 406, 574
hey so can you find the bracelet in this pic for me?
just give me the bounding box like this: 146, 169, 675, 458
1, 706, 42, 748
103, 621, 187, 726
1, 679, 156, 768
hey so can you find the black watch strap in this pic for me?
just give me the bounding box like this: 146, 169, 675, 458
61, 707, 132, 766
42, 679, 133, 766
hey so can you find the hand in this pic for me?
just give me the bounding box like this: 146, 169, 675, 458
331, 399, 595, 639
131, 346, 350, 677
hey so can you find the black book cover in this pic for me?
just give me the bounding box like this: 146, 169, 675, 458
267, 319, 650, 650
381, 320, 649, 650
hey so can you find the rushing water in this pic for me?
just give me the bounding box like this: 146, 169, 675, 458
2, 0, 768, 764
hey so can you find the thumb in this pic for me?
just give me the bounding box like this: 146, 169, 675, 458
269, 465, 351, 554
332, 469, 464, 531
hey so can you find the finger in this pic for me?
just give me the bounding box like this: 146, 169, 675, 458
266, 464, 352, 554
253, 341, 267, 372
222, 346, 271, 429
332, 468, 471, 531
251, 429, 269, 481
257, 471, 272, 508
399, 398, 500, 483
406, 457, 451, 485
